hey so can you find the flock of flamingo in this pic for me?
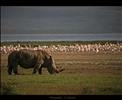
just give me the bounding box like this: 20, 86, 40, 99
1, 42, 122, 54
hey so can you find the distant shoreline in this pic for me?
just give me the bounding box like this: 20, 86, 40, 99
1, 33, 121, 42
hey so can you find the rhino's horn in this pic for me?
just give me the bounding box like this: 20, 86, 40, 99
55, 67, 65, 73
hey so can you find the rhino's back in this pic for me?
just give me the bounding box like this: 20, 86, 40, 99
17, 50, 39, 68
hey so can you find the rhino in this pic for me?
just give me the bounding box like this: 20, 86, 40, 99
7, 49, 64, 75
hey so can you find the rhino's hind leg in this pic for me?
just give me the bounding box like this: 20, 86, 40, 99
13, 65, 19, 75
7, 65, 13, 75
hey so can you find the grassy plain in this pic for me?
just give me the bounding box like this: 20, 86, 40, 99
1, 50, 122, 95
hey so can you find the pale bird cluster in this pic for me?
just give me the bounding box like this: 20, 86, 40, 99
0, 42, 122, 54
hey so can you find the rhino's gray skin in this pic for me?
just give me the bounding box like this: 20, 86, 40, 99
7, 49, 64, 75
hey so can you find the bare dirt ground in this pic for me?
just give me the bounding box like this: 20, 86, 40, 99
1, 51, 122, 74
52, 52, 122, 74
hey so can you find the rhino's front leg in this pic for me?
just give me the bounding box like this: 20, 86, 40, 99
38, 66, 43, 74
32, 63, 41, 74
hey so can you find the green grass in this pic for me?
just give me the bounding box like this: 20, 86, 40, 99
1, 81, 19, 95
1, 68, 122, 95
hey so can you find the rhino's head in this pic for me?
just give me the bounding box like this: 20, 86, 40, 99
47, 56, 64, 74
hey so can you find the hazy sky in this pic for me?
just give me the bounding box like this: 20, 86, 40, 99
1, 6, 122, 34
